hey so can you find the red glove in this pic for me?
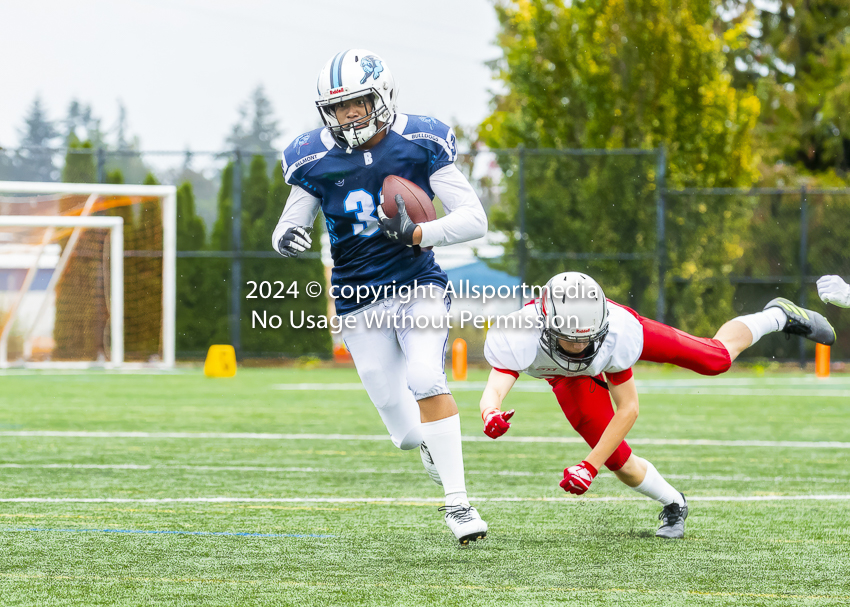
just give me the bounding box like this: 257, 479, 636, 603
560, 461, 598, 495
483, 409, 515, 439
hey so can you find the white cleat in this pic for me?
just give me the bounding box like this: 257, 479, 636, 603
420, 442, 442, 486
439, 503, 488, 546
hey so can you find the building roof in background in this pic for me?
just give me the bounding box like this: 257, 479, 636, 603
445, 260, 519, 289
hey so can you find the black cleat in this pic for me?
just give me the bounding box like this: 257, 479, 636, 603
656, 493, 688, 539
764, 298, 836, 346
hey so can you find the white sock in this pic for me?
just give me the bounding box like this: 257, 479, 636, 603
420, 414, 467, 504
632, 458, 683, 507
733, 308, 786, 345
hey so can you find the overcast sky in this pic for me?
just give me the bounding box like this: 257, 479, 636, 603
0, 0, 502, 152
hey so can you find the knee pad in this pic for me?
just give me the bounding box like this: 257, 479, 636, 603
397, 426, 424, 451
406, 364, 449, 401
604, 442, 632, 471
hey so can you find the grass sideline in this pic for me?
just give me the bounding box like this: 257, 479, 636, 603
0, 367, 848, 606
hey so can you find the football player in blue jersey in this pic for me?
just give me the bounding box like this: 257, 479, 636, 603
272, 49, 489, 545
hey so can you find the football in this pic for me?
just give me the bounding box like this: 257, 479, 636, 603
381, 175, 437, 225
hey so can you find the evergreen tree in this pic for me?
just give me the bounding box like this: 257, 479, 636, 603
54, 139, 102, 360
62, 99, 103, 148
239, 157, 331, 358
206, 155, 331, 358
174, 181, 213, 353
15, 95, 60, 182
206, 161, 236, 345
166, 149, 218, 230
226, 86, 282, 153
242, 154, 272, 250
130, 173, 164, 360
177, 181, 207, 251
61, 136, 96, 183
211, 161, 235, 252
104, 102, 151, 184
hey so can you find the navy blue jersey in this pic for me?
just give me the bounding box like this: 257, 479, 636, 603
281, 114, 456, 315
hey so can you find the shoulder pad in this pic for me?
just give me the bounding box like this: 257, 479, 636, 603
484, 312, 538, 371
281, 128, 335, 185
392, 114, 457, 163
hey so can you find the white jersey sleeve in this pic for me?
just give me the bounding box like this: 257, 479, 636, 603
483, 307, 541, 374
271, 185, 322, 252
419, 164, 488, 248
597, 303, 644, 374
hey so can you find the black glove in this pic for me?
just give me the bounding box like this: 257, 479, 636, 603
377, 195, 417, 246
277, 226, 312, 258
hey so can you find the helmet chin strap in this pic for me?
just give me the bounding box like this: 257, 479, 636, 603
342, 117, 389, 153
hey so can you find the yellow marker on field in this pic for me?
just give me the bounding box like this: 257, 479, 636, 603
204, 345, 237, 378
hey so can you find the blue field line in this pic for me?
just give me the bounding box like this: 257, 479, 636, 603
0, 527, 333, 538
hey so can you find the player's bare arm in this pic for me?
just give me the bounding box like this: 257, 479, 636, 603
479, 369, 517, 439
582, 376, 639, 472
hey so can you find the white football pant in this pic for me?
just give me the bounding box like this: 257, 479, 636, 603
341, 286, 451, 450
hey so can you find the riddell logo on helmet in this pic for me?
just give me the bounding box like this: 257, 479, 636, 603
576, 328, 593, 333
329, 87, 345, 95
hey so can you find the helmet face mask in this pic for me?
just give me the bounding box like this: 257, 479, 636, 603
538, 272, 609, 372
319, 91, 389, 149
315, 49, 397, 150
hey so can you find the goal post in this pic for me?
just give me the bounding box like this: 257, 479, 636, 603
0, 215, 124, 367
0, 181, 176, 369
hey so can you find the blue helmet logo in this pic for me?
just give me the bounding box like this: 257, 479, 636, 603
293, 134, 310, 156
359, 56, 384, 85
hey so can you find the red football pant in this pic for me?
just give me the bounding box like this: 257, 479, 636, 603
547, 304, 731, 471
618, 305, 732, 375
549, 375, 632, 471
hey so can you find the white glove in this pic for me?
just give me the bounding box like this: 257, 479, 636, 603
817, 275, 850, 308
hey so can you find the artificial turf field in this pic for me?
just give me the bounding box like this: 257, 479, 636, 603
0, 366, 848, 606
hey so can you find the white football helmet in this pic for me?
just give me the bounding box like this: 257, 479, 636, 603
538, 272, 609, 372
315, 49, 397, 150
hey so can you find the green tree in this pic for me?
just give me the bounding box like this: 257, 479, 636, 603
211, 161, 235, 252
15, 95, 60, 182
54, 139, 102, 360
104, 102, 153, 184
481, 0, 761, 333
723, 1, 850, 174
62, 99, 103, 148
61, 136, 96, 184
167, 150, 218, 230
206, 155, 331, 358
242, 155, 273, 250
226, 86, 282, 154
125, 173, 164, 360
239, 155, 331, 357
174, 181, 215, 353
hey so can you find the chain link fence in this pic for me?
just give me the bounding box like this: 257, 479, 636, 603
2, 146, 849, 363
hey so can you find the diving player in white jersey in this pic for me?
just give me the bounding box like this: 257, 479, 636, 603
272, 50, 488, 544
480, 272, 836, 538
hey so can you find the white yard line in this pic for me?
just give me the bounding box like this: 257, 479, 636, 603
271, 381, 850, 397
1, 430, 848, 449
0, 463, 845, 484
0, 495, 848, 504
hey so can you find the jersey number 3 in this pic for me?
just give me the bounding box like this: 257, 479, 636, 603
343, 189, 379, 237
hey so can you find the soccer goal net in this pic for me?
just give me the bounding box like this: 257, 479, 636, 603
0, 182, 176, 369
